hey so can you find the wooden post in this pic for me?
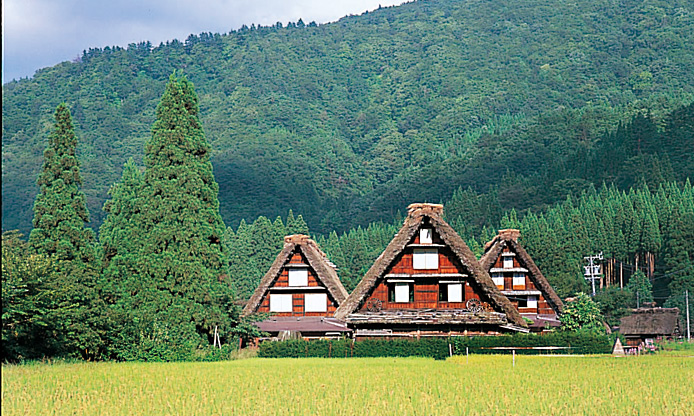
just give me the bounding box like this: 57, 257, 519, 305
448, 343, 453, 357
512, 349, 516, 368
466, 347, 469, 364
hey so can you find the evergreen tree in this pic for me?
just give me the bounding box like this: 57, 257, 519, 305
625, 270, 654, 306
28, 104, 105, 359
118, 74, 234, 359
98, 159, 147, 357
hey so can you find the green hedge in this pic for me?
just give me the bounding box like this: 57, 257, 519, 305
258, 338, 450, 360
451, 332, 613, 355
257, 333, 613, 359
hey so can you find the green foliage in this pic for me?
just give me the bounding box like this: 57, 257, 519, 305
257, 333, 613, 359
99, 74, 236, 361
258, 338, 450, 360
3, 0, 693, 235
24, 104, 106, 360
560, 293, 606, 333
1, 231, 63, 361
594, 286, 635, 326
450, 332, 613, 355
625, 270, 654, 306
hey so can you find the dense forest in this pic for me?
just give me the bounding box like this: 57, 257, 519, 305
3, 0, 693, 234
2, 0, 693, 361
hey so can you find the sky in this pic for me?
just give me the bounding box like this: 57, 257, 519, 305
2, 0, 406, 84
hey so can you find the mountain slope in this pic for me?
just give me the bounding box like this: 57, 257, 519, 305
3, 0, 693, 234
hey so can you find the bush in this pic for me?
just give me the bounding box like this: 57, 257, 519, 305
258, 338, 450, 360
450, 332, 612, 355
257, 333, 613, 359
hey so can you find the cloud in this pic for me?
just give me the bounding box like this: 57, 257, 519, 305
2, 0, 406, 83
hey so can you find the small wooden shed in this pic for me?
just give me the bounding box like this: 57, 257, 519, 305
619, 307, 681, 347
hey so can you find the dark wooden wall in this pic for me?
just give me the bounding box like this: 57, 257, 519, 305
358, 228, 487, 312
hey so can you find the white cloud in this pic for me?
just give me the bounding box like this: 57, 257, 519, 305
2, 0, 406, 83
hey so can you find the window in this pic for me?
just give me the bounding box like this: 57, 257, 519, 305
420, 228, 433, 244
527, 295, 538, 309
513, 273, 525, 288
269, 294, 293, 312
305, 293, 327, 312
439, 283, 463, 302
447, 283, 463, 302
389, 283, 413, 303
492, 272, 504, 289
503, 257, 514, 269
288, 269, 308, 287
413, 249, 438, 269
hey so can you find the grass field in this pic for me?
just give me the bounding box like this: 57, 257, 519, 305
2, 354, 693, 415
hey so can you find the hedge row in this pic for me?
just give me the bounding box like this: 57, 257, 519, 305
451, 332, 613, 355
258, 338, 450, 360
257, 333, 613, 359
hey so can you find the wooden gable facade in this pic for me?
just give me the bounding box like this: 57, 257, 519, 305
479, 229, 564, 331
242, 235, 349, 318
334, 204, 527, 337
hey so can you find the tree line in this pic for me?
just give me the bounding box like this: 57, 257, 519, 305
2, 78, 692, 361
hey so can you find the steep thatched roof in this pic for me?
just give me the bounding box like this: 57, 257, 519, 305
334, 203, 526, 327
242, 234, 349, 316
479, 229, 564, 314
619, 308, 681, 336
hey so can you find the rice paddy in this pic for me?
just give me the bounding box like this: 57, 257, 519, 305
2, 354, 693, 415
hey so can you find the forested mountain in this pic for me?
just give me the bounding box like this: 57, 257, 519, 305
3, 0, 694, 235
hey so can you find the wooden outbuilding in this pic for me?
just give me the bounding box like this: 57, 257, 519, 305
619, 307, 681, 348
479, 229, 564, 332
334, 203, 528, 338
243, 234, 351, 339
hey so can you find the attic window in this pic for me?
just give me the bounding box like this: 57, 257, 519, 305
527, 295, 538, 309
288, 269, 308, 287
503, 257, 514, 269
513, 272, 525, 288
305, 293, 327, 312
420, 228, 433, 244
269, 294, 293, 312
492, 272, 504, 289
413, 248, 438, 269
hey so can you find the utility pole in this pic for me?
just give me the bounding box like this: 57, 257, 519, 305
584, 252, 603, 296
686, 290, 691, 342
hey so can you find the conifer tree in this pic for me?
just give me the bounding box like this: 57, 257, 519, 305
625, 270, 654, 306
28, 103, 105, 359
123, 74, 234, 359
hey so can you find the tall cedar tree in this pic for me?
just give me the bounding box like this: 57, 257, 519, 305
98, 159, 148, 358
28, 104, 105, 359
130, 74, 233, 358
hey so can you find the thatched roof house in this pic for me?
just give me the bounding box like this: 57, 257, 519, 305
242, 235, 351, 337
335, 203, 527, 337
619, 307, 681, 346
480, 229, 564, 331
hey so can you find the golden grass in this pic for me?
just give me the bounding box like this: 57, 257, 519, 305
2, 355, 693, 415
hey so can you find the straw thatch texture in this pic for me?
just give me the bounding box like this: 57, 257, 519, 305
480, 230, 564, 314
619, 308, 681, 336
334, 203, 526, 327
242, 234, 349, 316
